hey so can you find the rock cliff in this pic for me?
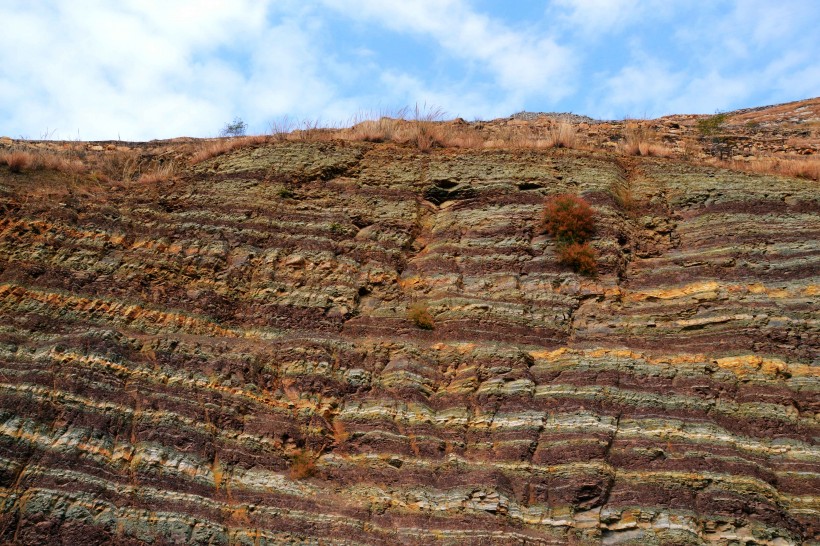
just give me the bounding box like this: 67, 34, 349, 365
0, 101, 818, 545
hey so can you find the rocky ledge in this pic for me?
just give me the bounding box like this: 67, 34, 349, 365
0, 104, 818, 545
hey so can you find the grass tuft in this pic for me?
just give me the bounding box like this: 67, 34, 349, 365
138, 161, 177, 183
408, 302, 434, 330
1, 150, 34, 172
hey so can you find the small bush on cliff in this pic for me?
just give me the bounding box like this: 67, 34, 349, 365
542, 194, 595, 244
408, 302, 434, 330
696, 113, 727, 136
557, 242, 597, 276
220, 117, 247, 137
289, 449, 317, 479
543, 194, 597, 276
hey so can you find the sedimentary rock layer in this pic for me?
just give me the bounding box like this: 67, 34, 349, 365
0, 139, 817, 545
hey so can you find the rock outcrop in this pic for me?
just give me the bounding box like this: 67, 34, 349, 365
0, 102, 818, 545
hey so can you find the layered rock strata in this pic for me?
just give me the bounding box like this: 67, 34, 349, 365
0, 136, 818, 545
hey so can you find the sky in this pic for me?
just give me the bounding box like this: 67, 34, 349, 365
1, 0, 818, 140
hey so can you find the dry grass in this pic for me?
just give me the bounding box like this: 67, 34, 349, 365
344, 117, 404, 143
608, 177, 634, 213
342, 111, 488, 150
138, 161, 177, 183
1, 150, 35, 172
39, 153, 85, 175
547, 122, 577, 149
621, 122, 672, 157
407, 122, 439, 151
484, 122, 579, 150
190, 135, 269, 164
338, 107, 583, 151
1, 148, 87, 175
484, 127, 545, 150
93, 150, 140, 182
268, 116, 295, 141
408, 302, 434, 329
438, 124, 485, 149
717, 156, 820, 181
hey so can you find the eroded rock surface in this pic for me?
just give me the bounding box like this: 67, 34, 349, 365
0, 127, 818, 544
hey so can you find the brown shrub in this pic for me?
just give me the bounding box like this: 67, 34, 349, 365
408, 302, 434, 330
557, 242, 597, 276
1, 150, 34, 172
542, 194, 595, 244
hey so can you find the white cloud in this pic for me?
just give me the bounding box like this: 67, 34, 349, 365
550, 0, 671, 35
590, 0, 820, 118
0, 0, 815, 138
320, 0, 577, 101
0, 0, 340, 139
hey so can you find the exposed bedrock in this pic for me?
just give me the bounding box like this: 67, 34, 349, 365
0, 141, 817, 545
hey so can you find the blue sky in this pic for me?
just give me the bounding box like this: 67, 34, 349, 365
1, 0, 818, 140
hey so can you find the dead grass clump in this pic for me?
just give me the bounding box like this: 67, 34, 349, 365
190, 135, 269, 165
557, 242, 597, 276
608, 177, 634, 213
720, 156, 820, 181
269, 116, 295, 141
408, 302, 434, 330
405, 121, 440, 151
779, 157, 820, 180
484, 122, 577, 150
438, 124, 485, 148
621, 122, 672, 157
94, 151, 139, 182
547, 122, 577, 149
38, 152, 84, 175
290, 119, 338, 142
345, 117, 403, 143
190, 140, 240, 164
1, 150, 35, 172
400, 104, 446, 152
138, 161, 177, 183
1, 149, 89, 176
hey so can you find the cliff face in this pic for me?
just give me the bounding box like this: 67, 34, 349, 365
0, 109, 818, 545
